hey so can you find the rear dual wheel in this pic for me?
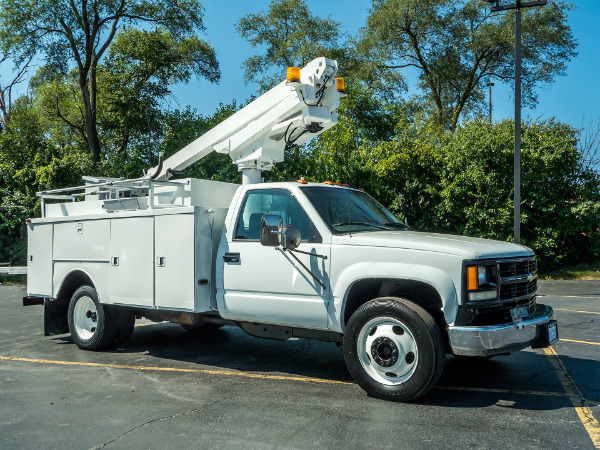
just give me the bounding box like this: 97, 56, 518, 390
343, 297, 445, 402
68, 286, 135, 351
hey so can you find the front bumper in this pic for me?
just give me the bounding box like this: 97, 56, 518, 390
448, 304, 555, 357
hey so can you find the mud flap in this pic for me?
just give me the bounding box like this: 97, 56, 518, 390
44, 299, 70, 336
531, 319, 559, 349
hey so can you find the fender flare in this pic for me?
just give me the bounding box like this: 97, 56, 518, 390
55, 268, 97, 301
330, 262, 458, 333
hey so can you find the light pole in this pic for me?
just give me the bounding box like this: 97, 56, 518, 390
485, 0, 546, 244
486, 81, 494, 123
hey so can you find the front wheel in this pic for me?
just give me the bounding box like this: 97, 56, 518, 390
343, 297, 445, 402
68, 286, 118, 351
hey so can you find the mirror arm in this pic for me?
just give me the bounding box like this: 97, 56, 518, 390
281, 249, 327, 290
288, 248, 327, 260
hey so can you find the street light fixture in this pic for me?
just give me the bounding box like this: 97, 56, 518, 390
485, 0, 546, 244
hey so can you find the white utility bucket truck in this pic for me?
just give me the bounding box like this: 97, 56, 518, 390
24, 57, 558, 401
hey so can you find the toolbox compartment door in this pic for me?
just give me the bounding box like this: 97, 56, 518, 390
154, 213, 195, 310
27, 223, 53, 296
108, 217, 154, 306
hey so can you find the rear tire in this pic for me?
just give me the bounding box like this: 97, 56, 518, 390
68, 286, 118, 351
113, 310, 136, 347
343, 297, 445, 402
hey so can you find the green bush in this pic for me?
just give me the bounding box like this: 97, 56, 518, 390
1, 93, 598, 272
356, 119, 600, 270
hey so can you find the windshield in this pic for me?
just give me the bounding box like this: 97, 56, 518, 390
301, 186, 407, 233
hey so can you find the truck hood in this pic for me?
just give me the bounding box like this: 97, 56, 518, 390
331, 231, 534, 259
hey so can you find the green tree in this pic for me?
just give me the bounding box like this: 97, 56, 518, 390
0, 49, 33, 130
359, 0, 577, 131
267, 82, 404, 184
361, 118, 600, 269
0, 96, 94, 264
236, 0, 343, 92
99, 27, 219, 154
438, 119, 600, 268
30, 67, 89, 149
159, 103, 241, 183
0, 0, 219, 162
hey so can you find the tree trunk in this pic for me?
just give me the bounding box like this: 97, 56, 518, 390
0, 94, 9, 129
79, 66, 101, 163
119, 134, 129, 153
450, 104, 463, 133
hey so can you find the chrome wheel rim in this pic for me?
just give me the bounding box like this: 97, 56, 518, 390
73, 296, 98, 340
357, 316, 419, 385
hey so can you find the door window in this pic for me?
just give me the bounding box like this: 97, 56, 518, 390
234, 189, 321, 243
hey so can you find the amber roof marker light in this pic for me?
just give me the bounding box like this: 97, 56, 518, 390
287, 67, 301, 83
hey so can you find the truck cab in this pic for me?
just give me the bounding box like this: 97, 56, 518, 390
217, 181, 555, 401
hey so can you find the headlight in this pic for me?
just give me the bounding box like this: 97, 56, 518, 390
466, 264, 498, 301
478, 266, 490, 286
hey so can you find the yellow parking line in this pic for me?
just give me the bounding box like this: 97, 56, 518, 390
0, 355, 354, 386
555, 309, 600, 315
0, 354, 578, 401
560, 338, 600, 347
544, 295, 600, 299
543, 346, 600, 448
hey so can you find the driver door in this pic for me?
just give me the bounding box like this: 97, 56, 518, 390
221, 188, 330, 329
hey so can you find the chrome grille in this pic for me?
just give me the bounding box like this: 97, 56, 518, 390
498, 257, 537, 312
500, 278, 537, 301
499, 258, 537, 278
457, 256, 538, 326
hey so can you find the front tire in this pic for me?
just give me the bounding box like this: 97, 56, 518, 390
68, 286, 118, 351
343, 297, 445, 402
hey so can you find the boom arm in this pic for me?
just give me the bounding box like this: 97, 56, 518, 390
149, 57, 344, 184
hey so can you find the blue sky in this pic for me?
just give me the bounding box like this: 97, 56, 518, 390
169, 0, 600, 131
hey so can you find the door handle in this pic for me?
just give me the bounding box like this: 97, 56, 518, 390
223, 252, 240, 263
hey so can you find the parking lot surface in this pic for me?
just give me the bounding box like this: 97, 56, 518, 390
0, 281, 598, 449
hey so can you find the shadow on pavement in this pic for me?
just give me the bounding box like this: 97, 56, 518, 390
52, 323, 600, 409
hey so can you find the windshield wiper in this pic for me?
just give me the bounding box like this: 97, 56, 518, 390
384, 222, 413, 231
332, 221, 393, 231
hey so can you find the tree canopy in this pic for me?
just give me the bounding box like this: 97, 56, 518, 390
358, 0, 577, 131
0, 0, 220, 161
236, 0, 343, 92
0, 0, 596, 274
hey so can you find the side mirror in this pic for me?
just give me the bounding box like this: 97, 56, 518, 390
260, 215, 302, 250
260, 215, 283, 247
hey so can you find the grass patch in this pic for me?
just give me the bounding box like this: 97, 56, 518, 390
0, 275, 26, 285
539, 261, 600, 280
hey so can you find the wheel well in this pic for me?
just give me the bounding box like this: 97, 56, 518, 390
342, 278, 448, 336
43, 270, 94, 337
56, 270, 94, 302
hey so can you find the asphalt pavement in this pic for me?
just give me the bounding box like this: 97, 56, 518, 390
0, 281, 598, 449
